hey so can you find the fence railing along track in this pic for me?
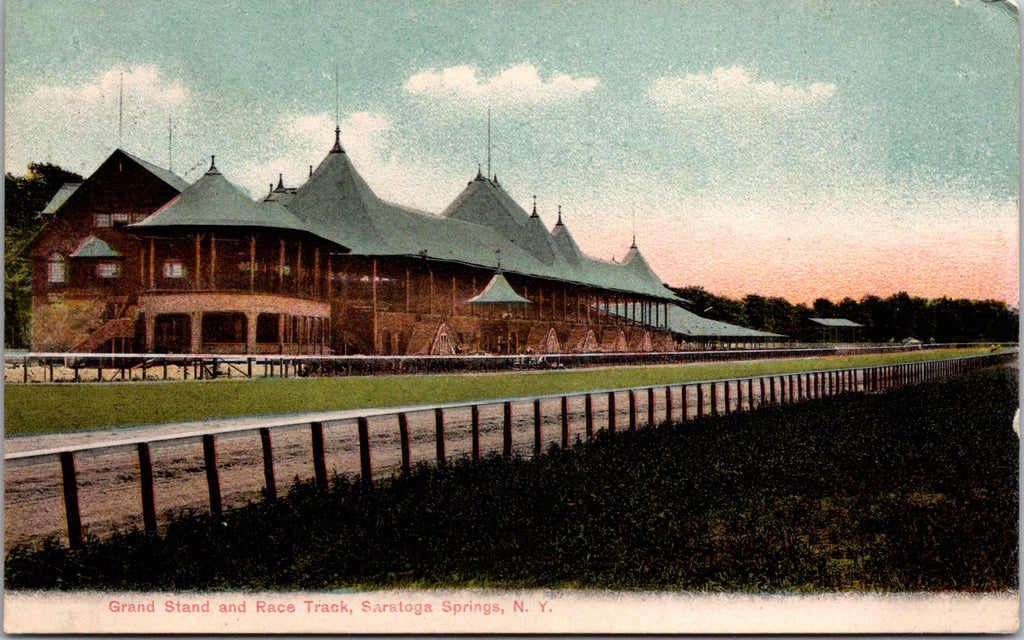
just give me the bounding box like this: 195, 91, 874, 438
5, 342, 1014, 384
4, 351, 1016, 550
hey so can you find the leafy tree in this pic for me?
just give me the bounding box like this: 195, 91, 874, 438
5, 163, 83, 348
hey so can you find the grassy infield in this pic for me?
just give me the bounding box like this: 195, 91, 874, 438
4, 360, 1018, 592
4, 347, 995, 435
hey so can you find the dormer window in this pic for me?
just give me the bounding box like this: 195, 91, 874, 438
94, 213, 111, 227
47, 253, 68, 284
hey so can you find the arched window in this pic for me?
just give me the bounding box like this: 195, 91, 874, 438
47, 253, 67, 284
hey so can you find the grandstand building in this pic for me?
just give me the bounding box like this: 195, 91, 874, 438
31, 127, 688, 355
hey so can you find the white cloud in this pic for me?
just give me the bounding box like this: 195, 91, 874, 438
237, 110, 454, 209
648, 66, 836, 114
5, 65, 192, 176
404, 64, 599, 108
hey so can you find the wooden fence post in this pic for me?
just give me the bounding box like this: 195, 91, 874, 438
137, 443, 157, 533
533, 399, 543, 457
503, 401, 513, 457
202, 434, 223, 516
680, 385, 688, 421
723, 381, 731, 415
697, 384, 704, 418
398, 413, 411, 473
471, 405, 481, 462
561, 396, 570, 448
310, 422, 328, 491
60, 451, 83, 549
357, 417, 373, 483
665, 387, 673, 423
711, 382, 718, 416
607, 391, 617, 433
647, 387, 656, 426
770, 377, 777, 405
585, 394, 594, 439
628, 390, 637, 431
259, 427, 277, 500
435, 408, 446, 467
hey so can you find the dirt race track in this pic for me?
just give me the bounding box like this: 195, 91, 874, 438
8, 386, 737, 550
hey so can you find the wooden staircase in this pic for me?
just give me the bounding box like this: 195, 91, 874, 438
74, 301, 137, 353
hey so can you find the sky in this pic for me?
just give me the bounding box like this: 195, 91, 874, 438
5, 0, 1019, 305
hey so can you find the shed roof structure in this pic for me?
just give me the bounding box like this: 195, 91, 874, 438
808, 318, 863, 328
605, 303, 783, 339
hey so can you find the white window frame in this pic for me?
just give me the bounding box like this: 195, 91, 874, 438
162, 260, 186, 279
47, 253, 68, 284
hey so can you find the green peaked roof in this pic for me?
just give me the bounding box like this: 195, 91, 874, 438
118, 149, 190, 192
465, 272, 532, 305
551, 210, 584, 264
130, 165, 342, 248
70, 235, 121, 258
41, 182, 82, 215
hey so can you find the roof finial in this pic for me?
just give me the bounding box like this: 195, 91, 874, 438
556, 205, 563, 225
207, 155, 219, 175
276, 173, 285, 190
309, 165, 313, 177
531, 195, 538, 218
475, 163, 485, 181
268, 183, 274, 195
331, 125, 344, 153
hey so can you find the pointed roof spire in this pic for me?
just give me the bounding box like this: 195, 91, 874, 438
492, 173, 499, 185
206, 155, 220, 175
475, 164, 485, 181
331, 125, 344, 153
531, 195, 538, 218
556, 204, 563, 226
276, 173, 285, 191
309, 165, 313, 177
631, 233, 637, 249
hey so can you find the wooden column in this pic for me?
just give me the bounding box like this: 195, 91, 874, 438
148, 237, 155, 289
194, 233, 202, 291
209, 233, 217, 289
249, 234, 257, 291
371, 258, 380, 354
278, 237, 285, 292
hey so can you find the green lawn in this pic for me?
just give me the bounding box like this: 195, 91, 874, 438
3, 348, 993, 435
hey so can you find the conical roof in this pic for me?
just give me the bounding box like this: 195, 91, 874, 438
284, 140, 387, 251
465, 272, 532, 305
131, 162, 331, 241
551, 209, 583, 264
442, 174, 531, 240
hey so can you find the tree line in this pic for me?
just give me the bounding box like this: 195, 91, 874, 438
672, 286, 1018, 344
5, 163, 84, 348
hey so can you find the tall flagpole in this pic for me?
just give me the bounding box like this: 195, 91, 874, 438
118, 72, 124, 148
